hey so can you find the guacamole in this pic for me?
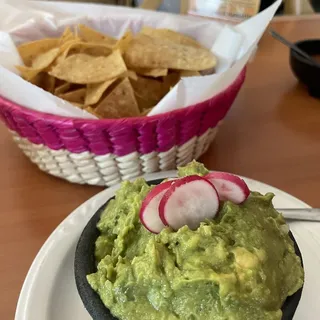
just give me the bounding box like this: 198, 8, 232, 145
87, 162, 304, 320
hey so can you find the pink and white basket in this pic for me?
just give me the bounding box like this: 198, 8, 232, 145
0, 69, 245, 186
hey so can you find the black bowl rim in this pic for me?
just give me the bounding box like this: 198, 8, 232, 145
290, 38, 320, 67
74, 178, 304, 320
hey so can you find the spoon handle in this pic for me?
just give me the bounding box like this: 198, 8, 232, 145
269, 30, 319, 67
277, 208, 320, 222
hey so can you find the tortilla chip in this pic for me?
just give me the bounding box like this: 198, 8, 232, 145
29, 72, 44, 87
162, 72, 181, 90
59, 88, 86, 104
85, 106, 101, 118
85, 79, 117, 105
53, 39, 83, 66
16, 47, 60, 80
115, 30, 134, 54
135, 68, 168, 77
32, 47, 60, 69
127, 70, 138, 81
18, 38, 59, 67
95, 78, 140, 118
124, 34, 216, 71
54, 82, 71, 95
54, 78, 66, 87
134, 93, 152, 111
180, 70, 201, 77
41, 74, 56, 93
59, 39, 81, 53
53, 40, 112, 68
78, 24, 117, 46
61, 41, 113, 58
59, 27, 75, 45
140, 107, 153, 116
130, 76, 168, 110
49, 50, 127, 84
15, 65, 41, 81
20, 71, 55, 93
71, 102, 84, 109
140, 26, 203, 48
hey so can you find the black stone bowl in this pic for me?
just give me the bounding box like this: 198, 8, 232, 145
74, 179, 304, 320
290, 39, 320, 98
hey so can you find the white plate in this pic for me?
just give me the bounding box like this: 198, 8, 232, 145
15, 171, 320, 320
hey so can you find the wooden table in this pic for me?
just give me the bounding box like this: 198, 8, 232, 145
1, 16, 320, 320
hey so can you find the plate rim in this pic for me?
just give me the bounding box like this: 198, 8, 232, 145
15, 171, 311, 320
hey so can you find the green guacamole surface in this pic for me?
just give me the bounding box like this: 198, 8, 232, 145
87, 162, 304, 320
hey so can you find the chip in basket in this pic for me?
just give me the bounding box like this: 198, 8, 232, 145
16, 47, 60, 80
59, 27, 76, 44
29, 73, 56, 93
130, 75, 169, 111
59, 88, 87, 105
15, 24, 217, 119
124, 34, 216, 71
135, 67, 168, 77
18, 38, 59, 66
140, 26, 203, 48
78, 24, 117, 46
60, 42, 113, 58
95, 78, 140, 118
85, 79, 117, 105
54, 82, 71, 95
40, 74, 56, 93
114, 30, 134, 54
49, 50, 127, 84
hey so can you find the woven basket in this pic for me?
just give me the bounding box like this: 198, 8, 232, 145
0, 69, 245, 186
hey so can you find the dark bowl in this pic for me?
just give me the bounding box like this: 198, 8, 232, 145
290, 39, 320, 98
74, 179, 304, 320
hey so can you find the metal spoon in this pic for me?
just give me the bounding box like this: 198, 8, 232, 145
277, 208, 320, 222
269, 29, 320, 67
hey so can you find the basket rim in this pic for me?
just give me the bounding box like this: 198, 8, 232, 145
0, 69, 246, 125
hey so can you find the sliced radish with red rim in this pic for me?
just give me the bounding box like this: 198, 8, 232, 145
159, 175, 219, 231
205, 172, 250, 204
139, 180, 174, 234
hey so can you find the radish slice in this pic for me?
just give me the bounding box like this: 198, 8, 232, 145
139, 181, 174, 233
159, 175, 219, 231
205, 172, 250, 204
